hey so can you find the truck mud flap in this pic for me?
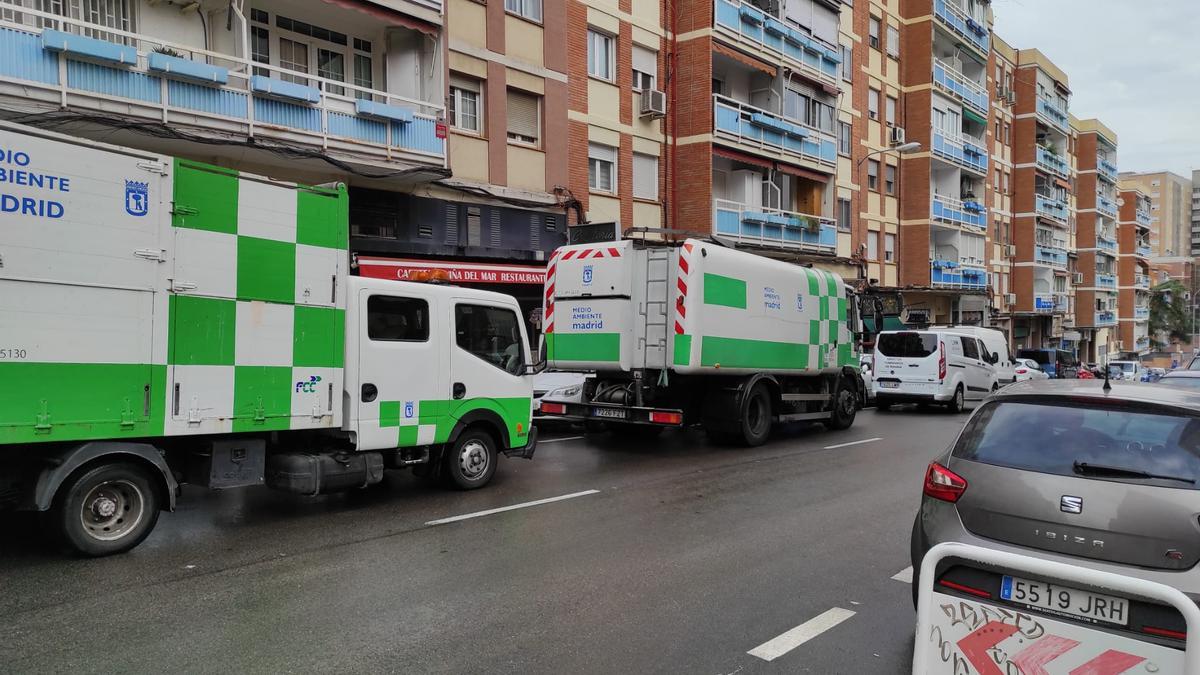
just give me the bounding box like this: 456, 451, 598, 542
502, 426, 539, 460
541, 401, 684, 427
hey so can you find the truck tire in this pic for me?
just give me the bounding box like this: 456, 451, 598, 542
445, 428, 498, 490
49, 462, 161, 557
825, 378, 858, 430
738, 382, 773, 447
947, 385, 965, 414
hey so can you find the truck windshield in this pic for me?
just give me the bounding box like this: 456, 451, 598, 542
877, 332, 937, 358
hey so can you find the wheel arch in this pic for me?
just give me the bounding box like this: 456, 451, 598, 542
32, 442, 177, 512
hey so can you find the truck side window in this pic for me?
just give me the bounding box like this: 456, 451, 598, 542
368, 296, 429, 342
455, 304, 525, 375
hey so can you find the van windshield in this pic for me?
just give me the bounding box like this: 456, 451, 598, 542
877, 332, 938, 358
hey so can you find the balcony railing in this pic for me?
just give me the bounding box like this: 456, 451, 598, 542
1098, 157, 1118, 182
933, 0, 989, 54
931, 194, 987, 230
713, 94, 837, 171
1096, 273, 1117, 289
932, 60, 988, 115
1137, 244, 1152, 258
1095, 310, 1117, 326
1036, 194, 1069, 224
0, 9, 445, 166
1036, 96, 1069, 133
713, 0, 840, 84
1136, 210, 1153, 228
1135, 335, 1151, 351
1033, 294, 1058, 313
1096, 193, 1118, 218
1035, 246, 1068, 269
1135, 274, 1151, 289
1097, 236, 1118, 253
930, 260, 987, 289
1135, 307, 1150, 320
713, 199, 837, 253
1036, 146, 1069, 178
932, 128, 988, 175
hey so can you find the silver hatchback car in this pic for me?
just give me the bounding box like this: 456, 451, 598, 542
911, 380, 1200, 645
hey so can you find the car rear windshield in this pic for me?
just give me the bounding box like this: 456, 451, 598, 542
877, 332, 937, 358
953, 401, 1200, 488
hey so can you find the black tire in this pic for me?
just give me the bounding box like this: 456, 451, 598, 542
609, 423, 664, 438
50, 462, 161, 557
946, 385, 965, 414
738, 382, 773, 447
826, 377, 858, 431
444, 428, 498, 490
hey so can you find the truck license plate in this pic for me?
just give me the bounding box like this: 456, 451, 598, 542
1001, 575, 1129, 626
593, 407, 626, 419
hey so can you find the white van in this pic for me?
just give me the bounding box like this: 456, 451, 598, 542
932, 325, 1016, 384
1108, 360, 1142, 381
872, 330, 999, 412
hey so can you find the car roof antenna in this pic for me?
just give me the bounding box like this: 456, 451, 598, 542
1102, 366, 1112, 392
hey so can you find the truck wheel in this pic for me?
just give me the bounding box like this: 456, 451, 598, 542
50, 462, 161, 557
445, 428, 498, 490
947, 385, 965, 414
826, 378, 858, 430
738, 382, 773, 447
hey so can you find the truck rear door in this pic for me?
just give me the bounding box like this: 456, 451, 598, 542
875, 332, 941, 385
546, 241, 638, 370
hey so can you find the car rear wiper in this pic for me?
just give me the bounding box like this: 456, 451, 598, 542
1073, 461, 1196, 484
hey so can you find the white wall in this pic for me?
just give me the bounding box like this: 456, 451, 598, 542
137, 0, 208, 51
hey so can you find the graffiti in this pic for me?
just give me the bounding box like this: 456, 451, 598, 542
932, 602, 1047, 675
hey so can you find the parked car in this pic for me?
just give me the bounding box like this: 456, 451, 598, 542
932, 326, 1016, 384
910, 380, 1200, 648
1157, 370, 1200, 390
1142, 367, 1167, 383
533, 371, 588, 422
1076, 368, 1095, 380
873, 330, 999, 413
1017, 348, 1078, 379
859, 354, 875, 405
1013, 358, 1050, 382
1109, 360, 1143, 382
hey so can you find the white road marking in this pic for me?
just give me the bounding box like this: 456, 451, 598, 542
891, 566, 914, 584
539, 436, 585, 443
425, 490, 600, 526
747, 607, 857, 662
823, 437, 882, 450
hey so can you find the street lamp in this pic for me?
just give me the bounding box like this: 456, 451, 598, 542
857, 141, 921, 167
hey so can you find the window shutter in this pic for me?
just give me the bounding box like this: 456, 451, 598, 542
445, 203, 459, 245
507, 89, 539, 140
450, 74, 480, 93
633, 45, 657, 78
633, 153, 658, 200
489, 209, 501, 248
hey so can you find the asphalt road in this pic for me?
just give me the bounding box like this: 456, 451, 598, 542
0, 407, 971, 674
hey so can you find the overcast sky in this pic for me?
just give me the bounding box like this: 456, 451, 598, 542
991, 0, 1200, 180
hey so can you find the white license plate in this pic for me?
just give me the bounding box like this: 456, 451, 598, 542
1001, 575, 1129, 626
879, 381, 899, 389
593, 407, 626, 419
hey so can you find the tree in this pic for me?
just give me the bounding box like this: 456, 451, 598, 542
1149, 280, 1194, 349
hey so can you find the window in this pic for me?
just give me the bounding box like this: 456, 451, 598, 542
994, 118, 1001, 139
587, 29, 614, 81
633, 152, 658, 200
841, 45, 853, 81
837, 198, 852, 232
886, 26, 899, 58
251, 25, 270, 76
885, 164, 896, 195
633, 45, 657, 91
884, 233, 896, 262
993, 168, 1000, 191
869, 16, 880, 49
248, 11, 374, 95
368, 296, 428, 342
961, 336, 979, 360
868, 89, 880, 120
455, 304, 526, 375
867, 160, 879, 191
317, 48, 345, 95
505, 0, 542, 22
995, 64, 1002, 94
449, 76, 482, 133
506, 89, 540, 145
867, 230, 879, 260
1003, 122, 1010, 144
278, 37, 309, 85
1001, 170, 1009, 193
838, 121, 852, 156
588, 143, 617, 193
885, 96, 897, 126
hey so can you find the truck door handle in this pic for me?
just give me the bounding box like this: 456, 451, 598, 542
452, 382, 466, 400
361, 383, 378, 403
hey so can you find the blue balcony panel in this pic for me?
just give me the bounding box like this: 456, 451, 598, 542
355, 99, 414, 124
41, 28, 136, 65
0, 27, 59, 85
254, 97, 321, 132
148, 52, 228, 85
67, 60, 160, 103
250, 75, 321, 104
167, 80, 247, 118
393, 115, 445, 154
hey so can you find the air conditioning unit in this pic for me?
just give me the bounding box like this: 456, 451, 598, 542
640, 89, 666, 119
1005, 244, 1017, 257
889, 126, 906, 145
1073, 272, 1084, 284
1005, 293, 1017, 306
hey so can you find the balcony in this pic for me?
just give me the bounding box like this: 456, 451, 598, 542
1136, 244, 1152, 259
1035, 246, 1068, 269
1033, 294, 1060, 314
0, 10, 445, 169
713, 94, 836, 171
1135, 335, 1151, 351
1096, 193, 1118, 218
1097, 236, 1118, 253
1096, 273, 1117, 289
1095, 310, 1117, 326
1098, 158, 1118, 182
1036, 96, 1070, 133
933, 0, 989, 54
713, 0, 840, 85
1036, 194, 1069, 224
932, 128, 988, 175
1135, 306, 1150, 320
931, 194, 987, 231
1136, 209, 1153, 228
713, 199, 837, 253
932, 60, 988, 116
1036, 146, 1069, 179
930, 260, 988, 290
1135, 274, 1151, 289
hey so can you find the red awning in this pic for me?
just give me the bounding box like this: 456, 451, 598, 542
357, 257, 546, 285
713, 146, 774, 170
775, 162, 832, 183
713, 43, 776, 77
318, 0, 439, 35
1055, 177, 1072, 190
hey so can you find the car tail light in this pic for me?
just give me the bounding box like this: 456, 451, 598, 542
938, 342, 947, 381
938, 579, 991, 599
541, 402, 566, 415
649, 411, 682, 425
1143, 626, 1187, 640
924, 461, 967, 503
1015, 368, 1028, 375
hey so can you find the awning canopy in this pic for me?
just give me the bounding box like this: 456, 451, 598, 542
714, 42, 776, 77
318, 0, 439, 35
712, 146, 832, 183
961, 106, 988, 126
1055, 177, 1072, 190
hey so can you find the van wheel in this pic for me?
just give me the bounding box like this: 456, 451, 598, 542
826, 378, 857, 431
50, 462, 161, 557
445, 428, 498, 490
947, 385, 965, 414
738, 382, 773, 447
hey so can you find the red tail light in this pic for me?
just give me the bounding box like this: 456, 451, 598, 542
541, 402, 566, 415
938, 579, 991, 599
938, 342, 947, 381
649, 411, 683, 425
1015, 368, 1028, 374
1143, 626, 1187, 640
924, 461, 967, 503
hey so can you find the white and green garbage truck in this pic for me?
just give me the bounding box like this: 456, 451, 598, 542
539, 237, 865, 445
0, 122, 536, 556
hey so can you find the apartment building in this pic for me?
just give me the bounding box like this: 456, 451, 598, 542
1072, 118, 1120, 362
1192, 169, 1200, 256
1119, 170, 1192, 259
986, 34, 1015, 339
1117, 187, 1153, 355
